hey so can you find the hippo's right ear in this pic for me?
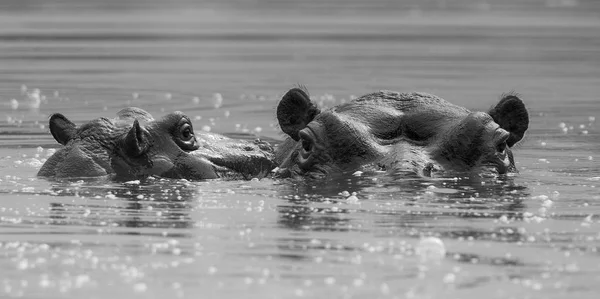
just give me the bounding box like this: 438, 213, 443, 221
49, 113, 77, 145
277, 87, 320, 141
488, 94, 529, 147
123, 119, 150, 157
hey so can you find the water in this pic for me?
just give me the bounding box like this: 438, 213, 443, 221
1, 1, 600, 298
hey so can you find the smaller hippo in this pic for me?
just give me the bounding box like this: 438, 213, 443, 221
38, 107, 276, 180
275, 87, 529, 178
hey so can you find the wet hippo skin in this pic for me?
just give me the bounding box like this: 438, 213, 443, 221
38, 107, 276, 180
275, 87, 529, 178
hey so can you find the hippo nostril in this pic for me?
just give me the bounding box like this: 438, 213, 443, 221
494, 129, 510, 154
496, 141, 507, 154
301, 139, 311, 152
298, 130, 314, 153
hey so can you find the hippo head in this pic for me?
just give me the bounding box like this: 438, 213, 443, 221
275, 88, 528, 178
38, 108, 276, 180
108, 111, 221, 180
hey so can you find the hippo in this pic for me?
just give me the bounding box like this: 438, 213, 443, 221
274, 87, 529, 178
38, 107, 276, 180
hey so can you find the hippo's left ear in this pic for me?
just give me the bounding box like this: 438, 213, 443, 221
49, 113, 77, 145
488, 94, 529, 147
277, 87, 320, 141
123, 119, 150, 156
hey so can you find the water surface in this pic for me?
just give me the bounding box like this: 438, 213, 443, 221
1, 1, 600, 298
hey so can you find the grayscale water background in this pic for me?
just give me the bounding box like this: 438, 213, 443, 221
1, 0, 600, 298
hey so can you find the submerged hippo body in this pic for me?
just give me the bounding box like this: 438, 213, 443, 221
38, 108, 275, 180
275, 88, 529, 178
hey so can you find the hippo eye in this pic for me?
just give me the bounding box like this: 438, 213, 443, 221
180, 124, 194, 141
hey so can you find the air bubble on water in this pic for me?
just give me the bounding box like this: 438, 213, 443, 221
589, 116, 596, 122
324, 277, 336, 285
346, 195, 359, 204
54, 90, 59, 98
540, 141, 547, 146
165, 93, 172, 100
416, 237, 446, 263
10, 99, 19, 110
443, 273, 456, 284
588, 156, 593, 161
352, 171, 363, 176
562, 127, 568, 133
208, 266, 217, 274
542, 199, 553, 209
132, 92, 140, 99
202, 125, 211, 132
133, 282, 147, 293
579, 124, 586, 129
565, 263, 580, 273
581, 130, 588, 135
36, 146, 44, 153
498, 215, 510, 224
192, 96, 200, 104
353, 278, 364, 287
39, 276, 51, 288
212, 93, 223, 108
194, 116, 202, 121
27, 88, 41, 109
74, 275, 90, 288
20, 84, 27, 95
253, 127, 262, 134
224, 110, 230, 118
16, 259, 28, 270
380, 283, 390, 295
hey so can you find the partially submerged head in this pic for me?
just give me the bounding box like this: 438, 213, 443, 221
274, 88, 529, 178
38, 107, 276, 180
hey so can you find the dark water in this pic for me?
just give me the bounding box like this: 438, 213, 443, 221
1, 1, 600, 298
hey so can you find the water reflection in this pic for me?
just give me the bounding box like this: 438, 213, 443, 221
271, 171, 534, 272
46, 179, 197, 232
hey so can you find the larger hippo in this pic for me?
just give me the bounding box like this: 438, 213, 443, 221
275, 87, 529, 178
38, 107, 276, 180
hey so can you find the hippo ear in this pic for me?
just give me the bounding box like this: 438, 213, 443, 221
49, 113, 77, 145
277, 87, 320, 141
488, 93, 529, 147
123, 119, 150, 156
